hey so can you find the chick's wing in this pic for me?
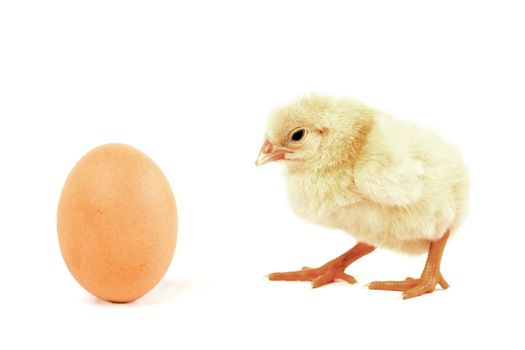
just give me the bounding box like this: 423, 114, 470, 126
353, 157, 424, 207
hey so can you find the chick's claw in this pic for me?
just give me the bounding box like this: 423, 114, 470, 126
368, 278, 421, 292
369, 274, 449, 296
268, 266, 357, 288
402, 281, 439, 300
267, 269, 319, 282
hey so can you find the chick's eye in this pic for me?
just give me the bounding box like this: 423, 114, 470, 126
291, 129, 305, 142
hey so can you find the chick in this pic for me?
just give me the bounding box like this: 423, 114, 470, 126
256, 95, 469, 299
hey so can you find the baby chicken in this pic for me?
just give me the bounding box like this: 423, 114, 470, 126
256, 95, 469, 299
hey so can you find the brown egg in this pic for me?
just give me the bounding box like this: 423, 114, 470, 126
57, 144, 177, 303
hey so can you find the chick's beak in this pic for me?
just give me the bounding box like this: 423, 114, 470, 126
255, 139, 288, 166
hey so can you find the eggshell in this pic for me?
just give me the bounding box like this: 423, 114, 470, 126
57, 144, 177, 303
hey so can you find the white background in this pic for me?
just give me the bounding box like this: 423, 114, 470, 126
1, 1, 524, 349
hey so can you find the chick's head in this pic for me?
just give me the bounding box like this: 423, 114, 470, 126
256, 95, 372, 172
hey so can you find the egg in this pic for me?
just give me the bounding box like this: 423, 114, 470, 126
57, 144, 177, 303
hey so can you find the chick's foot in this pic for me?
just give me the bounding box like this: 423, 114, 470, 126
368, 275, 449, 298
368, 230, 451, 299
267, 242, 375, 288
268, 265, 357, 288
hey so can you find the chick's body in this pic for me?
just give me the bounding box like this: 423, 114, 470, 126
258, 95, 469, 299
285, 108, 468, 255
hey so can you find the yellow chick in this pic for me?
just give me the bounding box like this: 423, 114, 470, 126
256, 95, 469, 299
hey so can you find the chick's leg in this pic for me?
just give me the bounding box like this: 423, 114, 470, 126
368, 230, 450, 299
268, 242, 375, 288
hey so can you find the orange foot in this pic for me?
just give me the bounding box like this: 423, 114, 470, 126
369, 275, 449, 299
268, 242, 375, 288
268, 265, 358, 288
369, 230, 451, 300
